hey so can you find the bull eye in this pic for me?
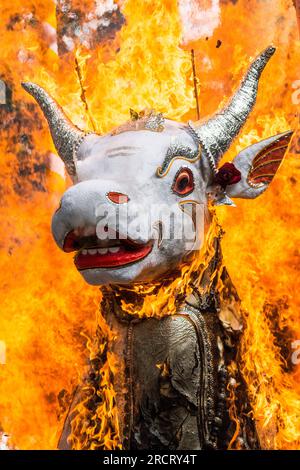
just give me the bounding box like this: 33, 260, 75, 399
172, 167, 194, 196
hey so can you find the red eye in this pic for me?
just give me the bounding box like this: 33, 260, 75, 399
172, 168, 194, 196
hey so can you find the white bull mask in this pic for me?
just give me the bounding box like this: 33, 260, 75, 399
22, 46, 293, 285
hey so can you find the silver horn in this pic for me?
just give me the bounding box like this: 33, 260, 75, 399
192, 46, 276, 167
22, 82, 88, 179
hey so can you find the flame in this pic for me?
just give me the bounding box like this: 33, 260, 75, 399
109, 214, 221, 319
67, 311, 121, 450
0, 0, 299, 450
68, 214, 222, 449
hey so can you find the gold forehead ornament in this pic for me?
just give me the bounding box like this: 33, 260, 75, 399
111, 109, 165, 136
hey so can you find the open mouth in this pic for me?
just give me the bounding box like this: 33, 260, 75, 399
63, 227, 153, 270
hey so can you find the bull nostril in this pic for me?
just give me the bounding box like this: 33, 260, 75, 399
106, 192, 129, 204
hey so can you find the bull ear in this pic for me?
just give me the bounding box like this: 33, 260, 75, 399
226, 130, 294, 199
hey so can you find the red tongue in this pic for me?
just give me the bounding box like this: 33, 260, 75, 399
74, 244, 152, 270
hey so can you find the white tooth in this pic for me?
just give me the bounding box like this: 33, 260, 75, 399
88, 249, 97, 255
109, 246, 120, 253
98, 248, 108, 255
82, 249, 88, 255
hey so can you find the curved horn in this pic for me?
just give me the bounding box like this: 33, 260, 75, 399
194, 46, 276, 167
22, 82, 87, 179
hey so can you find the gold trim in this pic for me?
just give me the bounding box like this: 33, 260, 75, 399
247, 178, 264, 189
252, 143, 288, 166
178, 200, 201, 219
156, 145, 202, 178
247, 173, 276, 188
252, 173, 277, 180
251, 158, 282, 173
178, 199, 201, 206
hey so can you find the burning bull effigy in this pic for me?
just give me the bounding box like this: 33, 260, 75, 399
22, 45, 293, 450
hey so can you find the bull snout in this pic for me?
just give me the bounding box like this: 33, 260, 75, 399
51, 180, 150, 253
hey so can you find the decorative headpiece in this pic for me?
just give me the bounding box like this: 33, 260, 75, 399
111, 109, 165, 135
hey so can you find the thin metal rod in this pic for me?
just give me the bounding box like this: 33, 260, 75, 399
191, 49, 200, 120
75, 57, 96, 132
294, 0, 300, 38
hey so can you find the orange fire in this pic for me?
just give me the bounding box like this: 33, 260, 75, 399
0, 0, 299, 450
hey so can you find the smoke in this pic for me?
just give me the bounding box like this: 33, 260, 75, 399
178, 0, 221, 44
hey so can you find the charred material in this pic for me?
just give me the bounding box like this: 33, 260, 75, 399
58, 242, 259, 450
56, 0, 125, 55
